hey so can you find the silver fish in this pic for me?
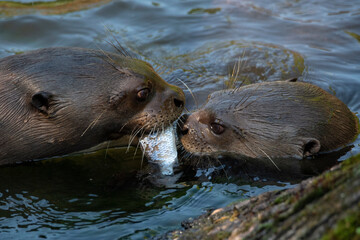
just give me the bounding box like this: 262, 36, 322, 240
140, 125, 178, 175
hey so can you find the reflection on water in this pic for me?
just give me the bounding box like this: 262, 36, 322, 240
0, 0, 360, 238
0, 148, 294, 239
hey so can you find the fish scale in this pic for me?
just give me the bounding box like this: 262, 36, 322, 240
140, 125, 178, 175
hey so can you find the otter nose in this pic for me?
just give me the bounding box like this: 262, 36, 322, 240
173, 98, 184, 108
178, 114, 189, 135
181, 124, 189, 135
168, 87, 185, 110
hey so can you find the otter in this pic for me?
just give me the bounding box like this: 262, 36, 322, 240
0, 47, 185, 165
179, 81, 358, 161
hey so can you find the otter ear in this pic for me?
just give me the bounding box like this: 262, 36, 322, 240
31, 91, 53, 114
302, 138, 321, 158
285, 77, 298, 82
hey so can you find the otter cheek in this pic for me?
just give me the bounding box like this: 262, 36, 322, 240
179, 123, 200, 153
193, 124, 212, 153
180, 133, 196, 153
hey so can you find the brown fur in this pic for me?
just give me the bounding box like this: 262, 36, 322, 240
0, 47, 185, 165
180, 81, 358, 160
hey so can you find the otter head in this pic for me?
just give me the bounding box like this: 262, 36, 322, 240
178, 89, 256, 158
1, 47, 185, 164
28, 52, 185, 139
179, 107, 258, 159
179, 84, 327, 160
101, 55, 185, 139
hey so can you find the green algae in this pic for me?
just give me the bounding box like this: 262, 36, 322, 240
0, 0, 111, 17
292, 187, 328, 214
188, 8, 221, 15
273, 192, 290, 205
291, 51, 305, 77
214, 231, 231, 239
322, 208, 360, 240
0, 0, 73, 8
152, 2, 160, 7
345, 30, 360, 44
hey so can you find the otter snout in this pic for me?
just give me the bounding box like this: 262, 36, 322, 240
178, 114, 190, 136
165, 85, 185, 115
178, 111, 204, 137
173, 97, 184, 109
178, 111, 215, 155
172, 93, 185, 114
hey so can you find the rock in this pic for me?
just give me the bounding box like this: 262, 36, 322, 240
160, 154, 360, 240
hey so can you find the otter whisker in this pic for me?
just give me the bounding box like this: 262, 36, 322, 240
104, 140, 111, 159
239, 89, 274, 111
184, 106, 191, 114
238, 85, 261, 107
177, 118, 184, 125
228, 56, 241, 90
89, 46, 112, 63
134, 128, 146, 157
234, 88, 252, 109
127, 123, 150, 152
134, 122, 153, 158
237, 49, 248, 89
234, 82, 262, 109
81, 110, 106, 137
118, 121, 129, 134
92, 45, 119, 71
214, 156, 229, 180
230, 57, 237, 83
176, 118, 185, 129
103, 24, 134, 58
228, 49, 247, 90
257, 147, 281, 171
149, 124, 157, 136
105, 39, 126, 57
176, 78, 198, 109
242, 141, 258, 159
127, 125, 141, 152
128, 130, 142, 152
133, 129, 145, 157
139, 124, 157, 169
141, 145, 146, 170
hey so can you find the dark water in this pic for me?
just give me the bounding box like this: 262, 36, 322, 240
1, 0, 360, 239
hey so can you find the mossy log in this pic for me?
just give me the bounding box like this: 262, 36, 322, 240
162, 154, 360, 240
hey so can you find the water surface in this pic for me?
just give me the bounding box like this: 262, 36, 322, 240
0, 0, 359, 239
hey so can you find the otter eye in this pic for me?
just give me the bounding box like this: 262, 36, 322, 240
136, 88, 150, 102
210, 123, 225, 135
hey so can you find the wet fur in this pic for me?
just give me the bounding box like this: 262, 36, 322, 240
0, 47, 184, 165
180, 81, 359, 160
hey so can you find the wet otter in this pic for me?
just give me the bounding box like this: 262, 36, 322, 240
179, 81, 358, 161
0, 47, 185, 165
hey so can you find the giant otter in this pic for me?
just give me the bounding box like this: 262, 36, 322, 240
179, 81, 358, 161
0, 47, 185, 165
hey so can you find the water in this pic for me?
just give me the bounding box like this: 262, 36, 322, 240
1, 0, 360, 239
